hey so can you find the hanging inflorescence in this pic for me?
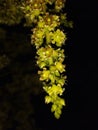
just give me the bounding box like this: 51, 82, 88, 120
0, 0, 72, 119
21, 0, 72, 119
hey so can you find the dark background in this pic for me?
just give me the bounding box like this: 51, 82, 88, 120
64, 0, 98, 130
0, 0, 98, 130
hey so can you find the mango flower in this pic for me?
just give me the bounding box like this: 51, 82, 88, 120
51, 29, 67, 46
21, 0, 70, 119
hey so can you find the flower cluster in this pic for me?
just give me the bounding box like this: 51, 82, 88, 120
31, 14, 61, 48
37, 46, 65, 68
55, 0, 66, 11
21, 0, 48, 25
37, 45, 67, 118
21, 0, 70, 119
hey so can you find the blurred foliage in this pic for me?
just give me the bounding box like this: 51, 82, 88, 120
0, 0, 24, 25
0, 54, 10, 69
0, 27, 43, 130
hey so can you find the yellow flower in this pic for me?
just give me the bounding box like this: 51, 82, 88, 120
55, 62, 65, 73
45, 96, 52, 104
48, 84, 63, 95
51, 29, 66, 46
40, 70, 50, 81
